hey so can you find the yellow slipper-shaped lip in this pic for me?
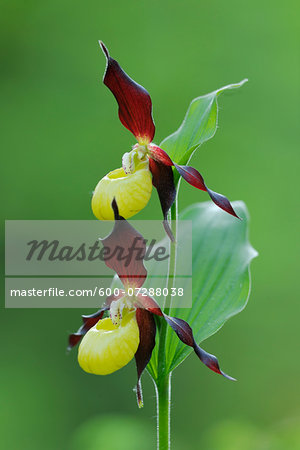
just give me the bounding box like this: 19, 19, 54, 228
78, 311, 140, 375
92, 164, 152, 220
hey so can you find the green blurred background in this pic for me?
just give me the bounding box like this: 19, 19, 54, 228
1, 0, 299, 449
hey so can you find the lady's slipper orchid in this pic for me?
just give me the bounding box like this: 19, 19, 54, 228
68, 200, 235, 407
92, 42, 239, 240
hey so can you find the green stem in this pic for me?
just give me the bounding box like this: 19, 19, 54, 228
164, 198, 178, 315
156, 198, 178, 449
155, 373, 172, 450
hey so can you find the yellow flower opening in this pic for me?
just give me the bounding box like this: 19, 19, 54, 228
78, 310, 139, 375
91, 153, 152, 220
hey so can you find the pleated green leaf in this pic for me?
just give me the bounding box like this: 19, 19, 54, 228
147, 201, 257, 379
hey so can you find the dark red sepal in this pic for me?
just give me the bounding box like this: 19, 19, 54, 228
174, 164, 240, 219
100, 199, 147, 287
67, 305, 109, 351
99, 42, 155, 144
134, 308, 157, 407
149, 158, 176, 241
163, 315, 236, 380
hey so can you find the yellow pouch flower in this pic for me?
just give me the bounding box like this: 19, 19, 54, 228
78, 310, 139, 375
91, 156, 152, 220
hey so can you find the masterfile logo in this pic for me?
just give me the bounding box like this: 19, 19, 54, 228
5, 220, 192, 308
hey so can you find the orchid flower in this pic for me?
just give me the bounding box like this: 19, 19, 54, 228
92, 42, 239, 240
68, 200, 235, 407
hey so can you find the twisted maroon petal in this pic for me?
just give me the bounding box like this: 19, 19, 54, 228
101, 199, 147, 288
148, 144, 238, 223
148, 158, 176, 241
174, 164, 240, 219
67, 305, 109, 351
100, 42, 155, 144
134, 308, 156, 407
163, 315, 236, 380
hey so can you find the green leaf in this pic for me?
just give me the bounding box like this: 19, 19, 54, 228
147, 201, 257, 379
159, 79, 248, 167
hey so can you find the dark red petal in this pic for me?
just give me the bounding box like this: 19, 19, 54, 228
100, 199, 147, 288
67, 305, 109, 351
148, 144, 173, 166
149, 158, 176, 241
99, 41, 155, 143
164, 315, 235, 380
134, 308, 156, 407
174, 164, 240, 219
136, 294, 163, 316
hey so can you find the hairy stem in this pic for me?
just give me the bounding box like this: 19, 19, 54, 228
164, 197, 178, 315
156, 198, 178, 449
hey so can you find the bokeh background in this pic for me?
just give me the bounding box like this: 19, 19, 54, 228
1, 1, 299, 449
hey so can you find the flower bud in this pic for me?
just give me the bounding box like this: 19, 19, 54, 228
92, 158, 152, 220
78, 311, 139, 375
